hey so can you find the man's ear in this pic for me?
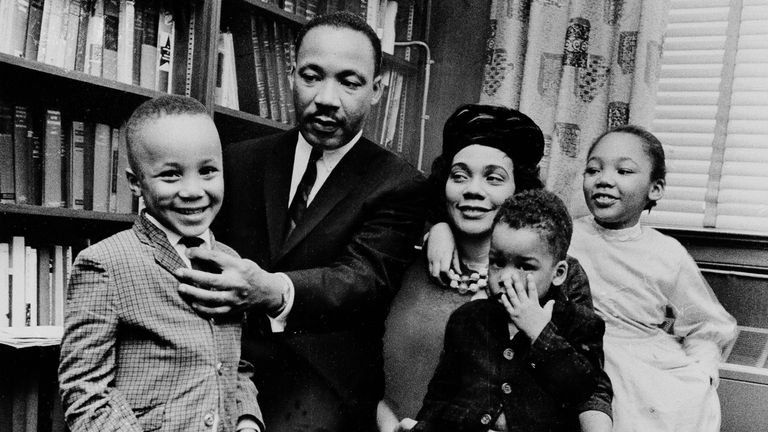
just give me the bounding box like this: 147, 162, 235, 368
648, 178, 665, 202
370, 74, 383, 105
551, 259, 569, 287
126, 168, 142, 198
288, 64, 295, 92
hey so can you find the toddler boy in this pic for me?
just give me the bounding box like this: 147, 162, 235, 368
58, 95, 263, 432
405, 189, 608, 432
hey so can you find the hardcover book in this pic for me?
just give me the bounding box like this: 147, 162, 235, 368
155, 2, 174, 93
139, 0, 158, 89
12, 105, 29, 204
85, 0, 105, 76
24, 0, 44, 60
102, 0, 120, 80
0, 103, 15, 203
42, 109, 64, 208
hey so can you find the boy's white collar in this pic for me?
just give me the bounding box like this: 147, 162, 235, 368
143, 212, 212, 249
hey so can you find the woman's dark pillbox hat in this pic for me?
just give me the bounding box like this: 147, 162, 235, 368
442, 104, 545, 167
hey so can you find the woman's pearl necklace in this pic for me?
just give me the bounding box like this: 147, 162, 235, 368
446, 266, 488, 295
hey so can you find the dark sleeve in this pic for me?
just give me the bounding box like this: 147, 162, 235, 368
284, 167, 428, 329
414, 303, 499, 432
553, 257, 613, 417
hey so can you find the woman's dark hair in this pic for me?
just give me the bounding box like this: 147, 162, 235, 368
587, 124, 666, 211
427, 104, 545, 221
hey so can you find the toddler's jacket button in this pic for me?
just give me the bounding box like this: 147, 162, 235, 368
502, 348, 514, 360
480, 413, 492, 425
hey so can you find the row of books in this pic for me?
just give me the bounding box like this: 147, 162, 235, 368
0, 0, 176, 93
0, 346, 65, 432
0, 102, 135, 212
0, 237, 73, 328
363, 68, 409, 155
232, 13, 297, 123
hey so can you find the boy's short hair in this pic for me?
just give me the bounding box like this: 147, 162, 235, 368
125, 95, 209, 173
493, 189, 573, 262
294, 11, 382, 76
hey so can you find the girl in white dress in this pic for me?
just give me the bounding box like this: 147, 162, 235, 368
569, 125, 737, 432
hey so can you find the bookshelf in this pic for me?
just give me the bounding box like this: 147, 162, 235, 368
0, 0, 430, 430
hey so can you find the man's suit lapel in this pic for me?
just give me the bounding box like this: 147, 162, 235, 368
264, 131, 298, 260
134, 213, 187, 274
276, 139, 373, 263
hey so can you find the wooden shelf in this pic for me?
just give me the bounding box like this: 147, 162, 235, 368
0, 204, 136, 245
214, 104, 292, 144
238, 0, 309, 25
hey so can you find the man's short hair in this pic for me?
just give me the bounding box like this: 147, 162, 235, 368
493, 189, 573, 262
294, 11, 382, 76
125, 95, 209, 173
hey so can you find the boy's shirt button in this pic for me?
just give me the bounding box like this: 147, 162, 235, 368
203, 413, 215, 426
480, 413, 492, 425
502, 348, 514, 360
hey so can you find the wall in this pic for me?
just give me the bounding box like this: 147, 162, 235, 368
421, 1, 491, 172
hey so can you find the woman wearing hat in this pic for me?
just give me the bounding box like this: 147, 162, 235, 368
379, 104, 612, 432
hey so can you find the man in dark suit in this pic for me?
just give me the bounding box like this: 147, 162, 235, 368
175, 11, 427, 432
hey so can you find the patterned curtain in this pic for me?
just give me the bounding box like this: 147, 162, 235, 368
479, 0, 670, 217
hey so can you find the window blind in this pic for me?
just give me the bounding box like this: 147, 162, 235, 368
646, 0, 768, 234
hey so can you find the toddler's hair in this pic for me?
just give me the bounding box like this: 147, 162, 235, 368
587, 124, 666, 211
493, 189, 572, 262
125, 95, 210, 174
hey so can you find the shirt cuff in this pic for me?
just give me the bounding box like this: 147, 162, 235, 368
268, 272, 295, 333
237, 416, 262, 432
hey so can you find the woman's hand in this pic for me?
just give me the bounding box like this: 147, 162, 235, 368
395, 418, 418, 432
497, 272, 553, 342
426, 222, 459, 281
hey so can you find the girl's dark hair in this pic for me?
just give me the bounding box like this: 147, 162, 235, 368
427, 104, 545, 222
587, 124, 666, 210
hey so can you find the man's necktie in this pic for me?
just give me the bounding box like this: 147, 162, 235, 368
178, 236, 217, 273
287, 146, 323, 237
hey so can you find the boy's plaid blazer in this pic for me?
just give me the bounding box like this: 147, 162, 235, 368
59, 213, 262, 432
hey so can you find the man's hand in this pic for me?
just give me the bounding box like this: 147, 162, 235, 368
175, 247, 286, 316
395, 418, 417, 432
497, 272, 553, 342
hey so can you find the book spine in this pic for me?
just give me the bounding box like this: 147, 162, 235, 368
52, 245, 64, 326
43, 0, 67, 67
10, 0, 31, 57
259, 16, 280, 122
305, 0, 318, 19
24, 246, 37, 326
82, 121, 95, 210
24, 0, 44, 60
294, 0, 305, 18
108, 127, 119, 212
155, 2, 173, 93
27, 128, 44, 205
139, 0, 157, 89
0, 243, 10, 327
9, 236, 25, 327
85, 0, 105, 76
282, 0, 294, 14
36, 245, 52, 326
92, 123, 111, 212
29, 128, 43, 205
117, 0, 134, 84
42, 109, 64, 208
131, 0, 144, 85
280, 23, 296, 124
73, 0, 90, 72
63, 0, 81, 70
12, 105, 29, 204
249, 15, 269, 118
35, 0, 51, 61
102, 0, 119, 80
0, 103, 16, 203
68, 120, 86, 209
115, 125, 133, 213
271, 20, 288, 123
